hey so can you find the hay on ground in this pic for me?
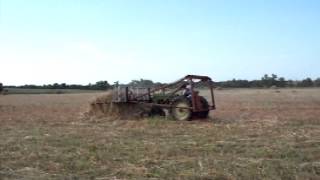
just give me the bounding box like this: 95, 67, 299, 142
87, 91, 150, 120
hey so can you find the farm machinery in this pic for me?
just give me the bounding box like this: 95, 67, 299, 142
112, 75, 216, 120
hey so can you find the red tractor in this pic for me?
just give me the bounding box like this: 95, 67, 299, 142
112, 75, 216, 120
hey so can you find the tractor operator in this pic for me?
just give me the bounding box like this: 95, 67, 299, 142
182, 84, 192, 98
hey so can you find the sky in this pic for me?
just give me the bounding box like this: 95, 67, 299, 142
0, 0, 319, 85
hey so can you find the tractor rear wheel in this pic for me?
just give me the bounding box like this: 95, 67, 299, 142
171, 96, 192, 121
195, 96, 210, 119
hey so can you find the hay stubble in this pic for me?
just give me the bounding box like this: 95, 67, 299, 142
0, 88, 320, 179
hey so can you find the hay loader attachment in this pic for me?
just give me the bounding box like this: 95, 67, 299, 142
112, 75, 216, 121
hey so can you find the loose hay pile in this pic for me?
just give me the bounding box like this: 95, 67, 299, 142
87, 91, 150, 120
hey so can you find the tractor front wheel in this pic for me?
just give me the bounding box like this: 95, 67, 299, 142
171, 97, 192, 121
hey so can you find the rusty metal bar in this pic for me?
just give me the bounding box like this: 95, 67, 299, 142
130, 75, 211, 100
189, 78, 197, 112
185, 75, 211, 81
147, 88, 151, 101
94, 101, 193, 109
130, 101, 193, 109
132, 77, 185, 100
125, 86, 129, 102
209, 81, 216, 109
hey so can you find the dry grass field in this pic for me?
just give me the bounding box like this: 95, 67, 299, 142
0, 88, 320, 179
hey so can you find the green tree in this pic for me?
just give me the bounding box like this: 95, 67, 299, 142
53, 83, 59, 89
61, 83, 67, 89
314, 78, 320, 87
94, 81, 111, 90
298, 78, 313, 87
277, 77, 286, 87
261, 74, 278, 87
129, 79, 154, 87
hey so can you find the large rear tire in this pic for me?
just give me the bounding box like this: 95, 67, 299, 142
171, 96, 192, 121
196, 96, 210, 119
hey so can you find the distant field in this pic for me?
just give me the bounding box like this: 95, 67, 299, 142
3, 88, 103, 94
0, 88, 319, 179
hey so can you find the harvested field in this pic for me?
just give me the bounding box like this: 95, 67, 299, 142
0, 88, 320, 179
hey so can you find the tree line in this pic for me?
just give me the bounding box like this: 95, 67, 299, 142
2, 79, 164, 91
2, 74, 320, 90
215, 74, 320, 88
4, 81, 112, 90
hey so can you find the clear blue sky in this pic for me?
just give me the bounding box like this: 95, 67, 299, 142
0, 0, 319, 85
